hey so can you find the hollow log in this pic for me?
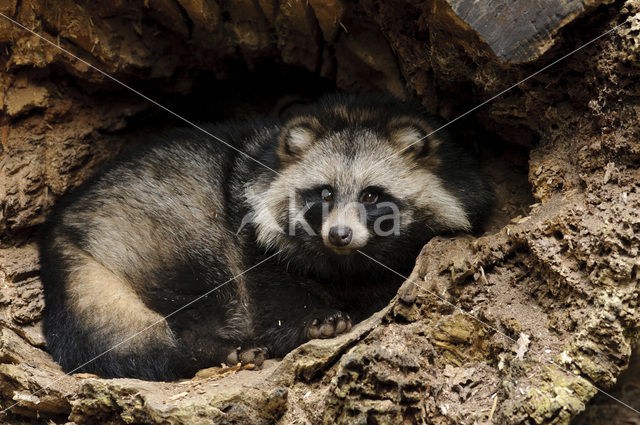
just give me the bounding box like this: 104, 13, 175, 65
1, 0, 639, 423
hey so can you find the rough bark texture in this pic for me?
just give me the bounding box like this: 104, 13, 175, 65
1, 0, 639, 424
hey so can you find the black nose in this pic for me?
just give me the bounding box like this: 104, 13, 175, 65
328, 226, 353, 247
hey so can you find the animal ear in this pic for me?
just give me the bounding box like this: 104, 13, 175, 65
278, 116, 323, 159
388, 117, 440, 157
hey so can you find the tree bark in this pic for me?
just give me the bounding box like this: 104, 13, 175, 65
1, 0, 639, 423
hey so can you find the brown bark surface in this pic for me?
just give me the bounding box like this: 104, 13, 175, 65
1, 0, 639, 424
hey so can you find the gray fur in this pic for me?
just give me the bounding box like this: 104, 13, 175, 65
39, 93, 493, 380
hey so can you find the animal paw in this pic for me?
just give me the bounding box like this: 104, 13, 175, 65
306, 311, 352, 339
226, 346, 268, 367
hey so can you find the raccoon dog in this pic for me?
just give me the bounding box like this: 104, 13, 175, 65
39, 93, 493, 381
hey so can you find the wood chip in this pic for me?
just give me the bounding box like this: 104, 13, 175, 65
168, 391, 188, 401
73, 373, 100, 379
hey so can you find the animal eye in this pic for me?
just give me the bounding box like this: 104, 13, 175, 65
321, 187, 334, 202
360, 190, 379, 204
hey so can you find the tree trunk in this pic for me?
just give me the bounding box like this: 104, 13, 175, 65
1, 0, 639, 423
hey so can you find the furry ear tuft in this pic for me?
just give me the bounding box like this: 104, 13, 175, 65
388, 117, 439, 157
278, 116, 323, 160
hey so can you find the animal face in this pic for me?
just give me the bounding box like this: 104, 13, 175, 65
285, 128, 414, 256
246, 98, 472, 263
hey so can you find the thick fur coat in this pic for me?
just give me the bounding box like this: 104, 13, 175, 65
39, 94, 493, 380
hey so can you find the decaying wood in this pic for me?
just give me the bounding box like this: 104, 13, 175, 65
436, 0, 617, 63
1, 0, 639, 424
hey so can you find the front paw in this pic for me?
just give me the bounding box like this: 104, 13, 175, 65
306, 311, 352, 339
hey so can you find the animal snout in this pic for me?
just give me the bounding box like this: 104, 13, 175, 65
328, 226, 353, 247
